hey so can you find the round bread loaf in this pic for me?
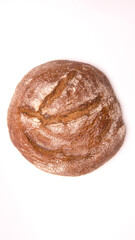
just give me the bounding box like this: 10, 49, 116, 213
7, 60, 126, 176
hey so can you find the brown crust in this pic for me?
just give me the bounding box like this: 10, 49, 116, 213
7, 60, 126, 176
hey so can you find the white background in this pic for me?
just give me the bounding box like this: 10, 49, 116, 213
0, 0, 135, 239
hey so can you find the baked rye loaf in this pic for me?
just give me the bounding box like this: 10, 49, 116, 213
7, 60, 126, 176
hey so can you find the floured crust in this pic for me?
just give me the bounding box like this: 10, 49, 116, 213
7, 60, 126, 176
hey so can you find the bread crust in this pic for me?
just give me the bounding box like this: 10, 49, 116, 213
7, 60, 126, 176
